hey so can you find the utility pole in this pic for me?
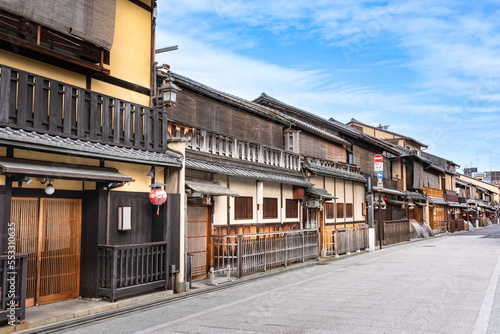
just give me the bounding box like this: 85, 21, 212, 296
367, 175, 375, 252
475, 199, 479, 228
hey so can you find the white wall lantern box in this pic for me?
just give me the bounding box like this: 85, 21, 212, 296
118, 206, 132, 231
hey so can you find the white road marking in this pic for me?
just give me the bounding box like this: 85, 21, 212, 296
473, 252, 500, 334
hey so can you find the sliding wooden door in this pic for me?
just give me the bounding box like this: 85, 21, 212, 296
12, 198, 82, 306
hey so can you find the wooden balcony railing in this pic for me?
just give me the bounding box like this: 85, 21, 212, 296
212, 229, 319, 277
98, 242, 168, 302
305, 156, 361, 174
423, 187, 444, 198
0, 65, 167, 152
0, 254, 27, 323
169, 121, 302, 171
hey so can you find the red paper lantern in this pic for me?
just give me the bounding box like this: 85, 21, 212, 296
149, 188, 167, 215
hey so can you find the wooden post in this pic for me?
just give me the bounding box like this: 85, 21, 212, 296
237, 235, 242, 278
263, 235, 267, 272
111, 248, 118, 302
285, 233, 288, 266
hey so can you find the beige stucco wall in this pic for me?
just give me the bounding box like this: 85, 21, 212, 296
354, 182, 365, 221
0, 0, 151, 107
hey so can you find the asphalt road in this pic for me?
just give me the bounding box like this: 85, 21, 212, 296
58, 225, 500, 334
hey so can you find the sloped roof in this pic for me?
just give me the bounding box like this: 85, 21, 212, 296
185, 158, 312, 187
0, 127, 182, 167
303, 161, 367, 183
349, 118, 428, 148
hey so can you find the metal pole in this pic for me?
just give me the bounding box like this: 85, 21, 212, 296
367, 175, 375, 252
466, 204, 469, 231
378, 194, 383, 249
475, 199, 479, 228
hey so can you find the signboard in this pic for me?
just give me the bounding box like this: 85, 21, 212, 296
377, 181, 383, 189
374, 162, 383, 171
374, 154, 383, 162
377, 171, 383, 179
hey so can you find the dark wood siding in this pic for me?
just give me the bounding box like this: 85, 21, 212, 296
336, 203, 344, 219
299, 132, 346, 162
235, 197, 253, 220
346, 203, 353, 218
172, 89, 284, 148
286, 199, 299, 218
353, 144, 391, 176
263, 198, 278, 219
325, 202, 335, 219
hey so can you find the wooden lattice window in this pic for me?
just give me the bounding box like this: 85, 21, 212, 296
235, 197, 253, 220
325, 203, 335, 219
286, 199, 299, 218
263, 198, 278, 219
336, 203, 344, 219
346, 203, 353, 218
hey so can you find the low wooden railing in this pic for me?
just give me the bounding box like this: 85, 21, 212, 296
0, 254, 27, 323
169, 121, 302, 171
375, 219, 411, 246
323, 225, 369, 256
432, 221, 448, 234
0, 65, 168, 152
212, 229, 319, 277
448, 219, 465, 233
98, 242, 168, 302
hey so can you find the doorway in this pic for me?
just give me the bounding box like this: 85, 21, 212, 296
187, 205, 211, 279
11, 198, 82, 306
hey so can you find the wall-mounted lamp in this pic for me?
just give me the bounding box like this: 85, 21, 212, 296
147, 166, 155, 178
42, 178, 55, 195
22, 175, 33, 185
159, 75, 181, 106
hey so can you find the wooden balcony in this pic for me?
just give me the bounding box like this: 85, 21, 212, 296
169, 121, 302, 171
305, 156, 361, 174
0, 65, 167, 153
423, 187, 444, 198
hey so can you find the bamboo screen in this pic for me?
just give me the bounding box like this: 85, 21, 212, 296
12, 198, 40, 305
187, 206, 208, 278
263, 198, 278, 219
38, 199, 81, 304
12, 198, 81, 306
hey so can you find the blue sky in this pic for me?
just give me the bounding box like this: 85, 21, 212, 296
155, 0, 500, 173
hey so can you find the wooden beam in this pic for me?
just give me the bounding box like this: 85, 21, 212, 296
128, 0, 153, 12
91, 72, 151, 96
0, 31, 110, 75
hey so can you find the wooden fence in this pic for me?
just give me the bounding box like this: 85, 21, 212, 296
323, 225, 369, 256
0, 64, 168, 152
375, 219, 411, 246
212, 229, 319, 277
98, 242, 168, 302
448, 219, 465, 233
0, 254, 27, 323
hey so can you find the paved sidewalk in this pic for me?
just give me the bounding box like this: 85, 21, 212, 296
0, 226, 485, 333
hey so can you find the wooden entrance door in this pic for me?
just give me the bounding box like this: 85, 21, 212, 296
187, 205, 210, 279
11, 198, 82, 306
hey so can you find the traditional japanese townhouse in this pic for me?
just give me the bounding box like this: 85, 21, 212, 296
253, 93, 407, 250
0, 0, 184, 308
346, 119, 428, 224
458, 175, 500, 226
161, 73, 312, 280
